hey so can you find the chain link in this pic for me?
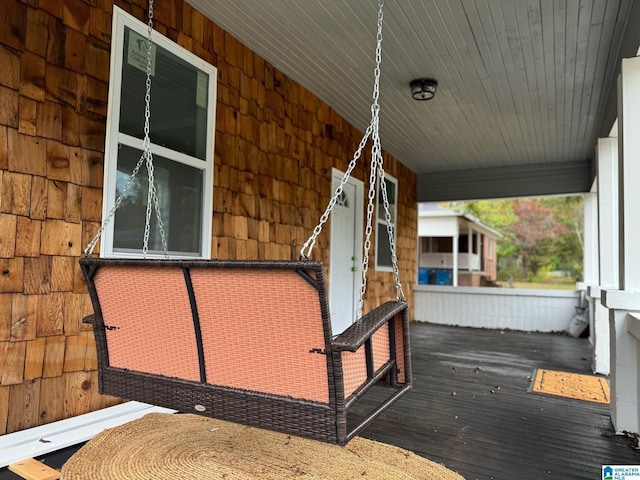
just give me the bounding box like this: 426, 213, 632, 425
300, 0, 404, 312
358, 0, 386, 312
84, 0, 168, 258
141, 0, 169, 257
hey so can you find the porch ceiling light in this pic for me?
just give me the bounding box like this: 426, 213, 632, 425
410, 78, 437, 101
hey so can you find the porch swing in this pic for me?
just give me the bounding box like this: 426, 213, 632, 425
80, 0, 412, 446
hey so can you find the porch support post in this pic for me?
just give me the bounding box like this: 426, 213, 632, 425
605, 56, 640, 434
589, 137, 618, 375
581, 191, 606, 373
597, 137, 620, 290
478, 233, 483, 275
467, 225, 472, 274
452, 234, 458, 287
618, 59, 640, 292
582, 192, 599, 287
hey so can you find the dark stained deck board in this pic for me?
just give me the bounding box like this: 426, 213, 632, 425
2, 322, 640, 480
359, 323, 640, 480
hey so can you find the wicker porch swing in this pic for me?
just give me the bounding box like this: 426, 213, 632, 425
80, 0, 412, 446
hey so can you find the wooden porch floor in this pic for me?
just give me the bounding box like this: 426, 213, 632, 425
359, 322, 640, 479
2, 323, 640, 479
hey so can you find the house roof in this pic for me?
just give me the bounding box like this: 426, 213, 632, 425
418, 203, 503, 239
188, 0, 640, 201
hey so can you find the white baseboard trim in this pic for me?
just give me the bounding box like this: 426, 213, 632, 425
0, 401, 176, 468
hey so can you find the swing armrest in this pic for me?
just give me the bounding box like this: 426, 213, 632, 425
331, 300, 407, 353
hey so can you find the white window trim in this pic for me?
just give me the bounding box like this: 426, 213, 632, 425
101, 7, 216, 259
375, 173, 398, 272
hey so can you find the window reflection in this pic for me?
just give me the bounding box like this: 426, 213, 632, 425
113, 144, 203, 256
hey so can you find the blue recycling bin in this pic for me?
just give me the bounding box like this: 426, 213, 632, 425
434, 269, 452, 285
418, 268, 431, 285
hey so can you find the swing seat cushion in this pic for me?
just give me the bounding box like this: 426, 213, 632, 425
81, 258, 412, 445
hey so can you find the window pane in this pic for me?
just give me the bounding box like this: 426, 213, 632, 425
459, 234, 469, 252
377, 223, 392, 267
119, 27, 209, 160
113, 144, 203, 256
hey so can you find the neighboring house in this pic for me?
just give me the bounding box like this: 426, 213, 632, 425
0, 0, 417, 435
417, 203, 502, 287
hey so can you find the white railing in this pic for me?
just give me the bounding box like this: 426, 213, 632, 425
414, 285, 581, 332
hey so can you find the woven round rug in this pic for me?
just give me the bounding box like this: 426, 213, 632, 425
61, 413, 463, 479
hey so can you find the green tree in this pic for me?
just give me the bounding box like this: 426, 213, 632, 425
440, 196, 584, 282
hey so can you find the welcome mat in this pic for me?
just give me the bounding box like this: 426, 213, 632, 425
531, 369, 610, 404
61, 413, 464, 479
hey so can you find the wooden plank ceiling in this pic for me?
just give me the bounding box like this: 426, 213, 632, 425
187, 0, 637, 200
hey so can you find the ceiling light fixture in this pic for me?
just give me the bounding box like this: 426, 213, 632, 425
410, 78, 438, 101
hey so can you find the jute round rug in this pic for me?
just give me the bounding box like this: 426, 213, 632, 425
61, 413, 463, 479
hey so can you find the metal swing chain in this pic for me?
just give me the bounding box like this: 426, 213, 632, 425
360, 0, 404, 306
299, 123, 374, 259
300, 0, 384, 261
84, 0, 168, 258
141, 0, 169, 257
300, 0, 404, 312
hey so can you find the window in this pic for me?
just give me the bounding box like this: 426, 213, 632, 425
458, 234, 478, 253
375, 174, 398, 271
420, 237, 431, 253
101, 7, 216, 258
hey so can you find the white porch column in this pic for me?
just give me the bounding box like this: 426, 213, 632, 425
478, 233, 483, 273
589, 137, 618, 375
598, 137, 620, 289
452, 234, 458, 287
467, 225, 472, 274
605, 56, 640, 434
619, 59, 640, 291
582, 192, 599, 287
581, 191, 607, 373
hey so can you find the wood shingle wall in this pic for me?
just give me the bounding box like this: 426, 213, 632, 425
0, 0, 416, 435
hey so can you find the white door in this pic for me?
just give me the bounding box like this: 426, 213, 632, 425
329, 170, 363, 335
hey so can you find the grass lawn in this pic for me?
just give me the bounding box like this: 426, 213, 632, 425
496, 281, 577, 290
